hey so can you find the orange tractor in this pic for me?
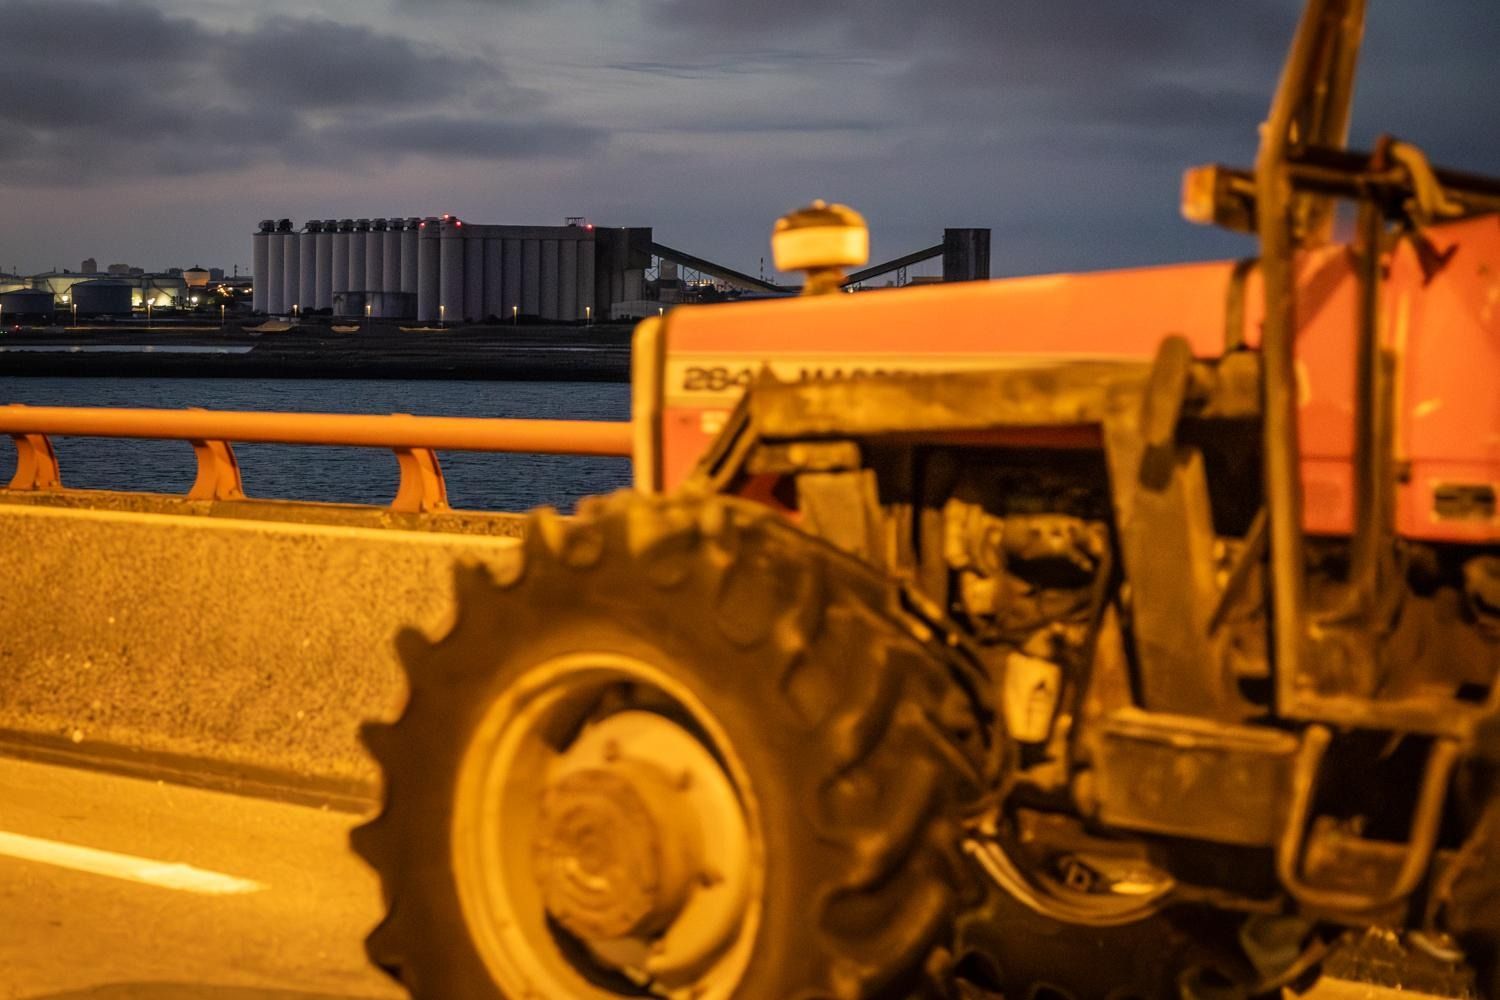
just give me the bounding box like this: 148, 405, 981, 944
352, 1, 1500, 996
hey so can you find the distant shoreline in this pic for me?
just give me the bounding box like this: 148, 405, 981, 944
0, 322, 633, 382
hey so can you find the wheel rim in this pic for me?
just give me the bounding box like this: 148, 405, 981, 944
452, 652, 764, 999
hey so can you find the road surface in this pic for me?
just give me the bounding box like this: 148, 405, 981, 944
0, 754, 403, 999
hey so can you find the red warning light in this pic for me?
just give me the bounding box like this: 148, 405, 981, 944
586, 224, 595, 231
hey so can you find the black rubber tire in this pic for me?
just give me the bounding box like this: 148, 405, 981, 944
352, 491, 992, 1000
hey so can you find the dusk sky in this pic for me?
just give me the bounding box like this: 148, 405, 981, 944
0, 0, 1493, 281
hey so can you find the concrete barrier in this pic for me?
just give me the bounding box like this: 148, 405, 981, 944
0, 493, 530, 805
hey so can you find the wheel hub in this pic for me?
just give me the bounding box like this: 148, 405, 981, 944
534, 763, 700, 941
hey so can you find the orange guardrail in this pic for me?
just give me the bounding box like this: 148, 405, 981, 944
0, 404, 634, 513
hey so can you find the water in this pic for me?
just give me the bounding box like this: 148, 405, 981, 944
0, 378, 632, 512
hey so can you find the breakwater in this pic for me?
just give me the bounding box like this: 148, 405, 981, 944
0, 323, 632, 381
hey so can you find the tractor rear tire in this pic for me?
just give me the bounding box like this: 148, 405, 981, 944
352, 491, 993, 1000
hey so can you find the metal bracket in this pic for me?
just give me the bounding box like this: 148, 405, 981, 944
8, 432, 61, 490
392, 447, 449, 513
1277, 725, 1461, 914
187, 439, 245, 501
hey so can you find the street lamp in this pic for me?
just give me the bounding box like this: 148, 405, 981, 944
585, 305, 591, 325
365, 302, 372, 331
146, 301, 153, 329
71, 303, 77, 327
512, 304, 518, 326
220, 304, 226, 330
440, 304, 445, 326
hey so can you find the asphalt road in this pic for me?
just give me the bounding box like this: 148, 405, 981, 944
0, 754, 404, 1000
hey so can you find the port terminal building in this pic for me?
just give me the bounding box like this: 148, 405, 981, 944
252, 216, 990, 323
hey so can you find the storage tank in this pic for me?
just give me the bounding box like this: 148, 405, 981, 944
282, 222, 301, 314
252, 220, 273, 313
366, 219, 386, 295
299, 222, 320, 314
0, 289, 55, 322
315, 220, 335, 311
439, 216, 466, 323
383, 219, 403, 294
401, 218, 421, 294
417, 218, 441, 322
348, 219, 368, 296
331, 219, 353, 301
71, 279, 134, 316
267, 219, 289, 316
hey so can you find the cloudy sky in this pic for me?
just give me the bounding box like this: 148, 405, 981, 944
0, 0, 1492, 281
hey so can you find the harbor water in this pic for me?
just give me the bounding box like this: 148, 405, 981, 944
0, 378, 632, 513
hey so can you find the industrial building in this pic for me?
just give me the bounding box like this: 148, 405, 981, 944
253, 216, 990, 322
0, 271, 189, 313
254, 217, 649, 323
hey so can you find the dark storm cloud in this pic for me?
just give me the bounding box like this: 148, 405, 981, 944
0, 0, 597, 184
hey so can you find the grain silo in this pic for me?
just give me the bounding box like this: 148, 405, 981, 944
417, 218, 440, 322
252, 220, 273, 313
315, 220, 335, 311
439, 216, 465, 323
299, 221, 320, 314
365, 219, 386, 296
331, 220, 353, 303
282, 222, 301, 314
266, 219, 289, 315
401, 218, 420, 294
348, 220, 369, 298
383, 219, 403, 295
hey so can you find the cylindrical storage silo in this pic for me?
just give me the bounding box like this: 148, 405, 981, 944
416, 219, 440, 322
578, 232, 596, 320
366, 219, 386, 296
383, 220, 402, 294
0, 288, 56, 321
282, 226, 301, 315
315, 220, 335, 311
521, 239, 541, 317
502, 239, 522, 318
266, 220, 288, 316
348, 220, 369, 296
464, 234, 484, 322
252, 220, 273, 313
560, 239, 579, 321
541, 238, 560, 320
482, 237, 504, 320
332, 220, 353, 304
299, 222, 319, 315
439, 217, 466, 323
401, 218, 420, 294
71, 279, 134, 317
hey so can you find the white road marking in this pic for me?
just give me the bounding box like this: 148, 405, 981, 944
0, 830, 265, 895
